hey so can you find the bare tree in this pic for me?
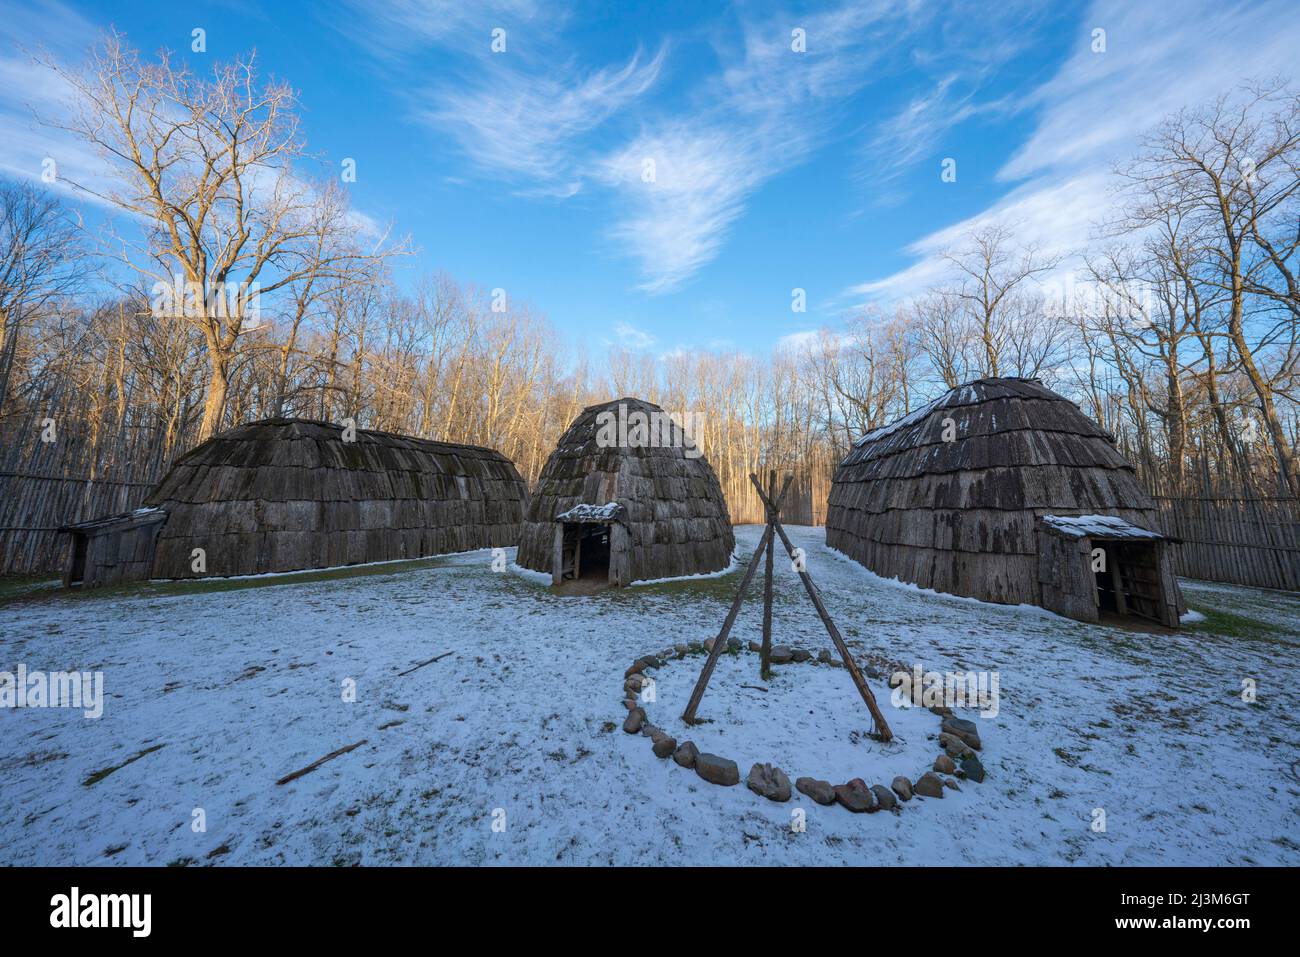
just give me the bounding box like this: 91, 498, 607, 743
1125, 82, 1300, 492
0, 179, 82, 416
943, 224, 1062, 378
41, 32, 400, 441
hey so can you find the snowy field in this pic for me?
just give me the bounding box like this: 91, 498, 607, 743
1, 524, 1297, 866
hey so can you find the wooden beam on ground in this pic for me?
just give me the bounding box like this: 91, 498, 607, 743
398, 651, 454, 676
275, 739, 369, 786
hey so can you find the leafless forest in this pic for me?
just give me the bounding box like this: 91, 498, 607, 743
2, 36, 1297, 578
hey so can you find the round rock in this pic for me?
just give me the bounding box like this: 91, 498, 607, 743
795, 777, 836, 805
672, 740, 700, 768
833, 778, 877, 812
695, 753, 740, 786
746, 763, 792, 802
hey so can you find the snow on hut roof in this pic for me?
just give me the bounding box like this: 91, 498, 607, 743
1040, 514, 1165, 540
555, 502, 626, 523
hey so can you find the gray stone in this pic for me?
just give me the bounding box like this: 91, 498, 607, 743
695, 753, 740, 786
913, 772, 945, 798
748, 641, 762, 652
817, 649, 834, 664
769, 645, 794, 664
746, 763, 792, 802
960, 754, 986, 783
941, 717, 982, 751
639, 723, 660, 738
622, 709, 645, 734
791, 648, 812, 662
890, 776, 913, 801
652, 734, 677, 758
672, 740, 699, 768
943, 777, 961, 791
624, 675, 646, 693
833, 778, 877, 812
641, 655, 663, 669
939, 732, 973, 758
871, 784, 898, 811
795, 777, 836, 805
727, 637, 741, 653
674, 643, 691, 655
934, 754, 956, 775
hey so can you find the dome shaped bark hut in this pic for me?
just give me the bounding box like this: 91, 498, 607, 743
826, 378, 1185, 627
517, 397, 735, 587
61, 418, 528, 587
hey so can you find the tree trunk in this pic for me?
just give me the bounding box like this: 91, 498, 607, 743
198, 355, 230, 442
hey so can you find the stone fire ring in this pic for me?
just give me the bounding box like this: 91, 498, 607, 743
619, 640, 987, 812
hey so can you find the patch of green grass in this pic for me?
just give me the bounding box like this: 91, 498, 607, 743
0, 574, 62, 602
1185, 605, 1293, 646
82, 743, 165, 787
0, 556, 456, 608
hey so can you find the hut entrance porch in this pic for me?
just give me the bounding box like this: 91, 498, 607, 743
551, 502, 630, 590
1037, 514, 1182, 629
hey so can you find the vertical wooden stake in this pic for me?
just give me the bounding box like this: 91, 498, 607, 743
760, 470, 775, 681
750, 474, 894, 743
681, 524, 773, 724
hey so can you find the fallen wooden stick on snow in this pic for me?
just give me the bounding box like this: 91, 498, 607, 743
398, 651, 454, 676
275, 740, 368, 785
740, 684, 769, 693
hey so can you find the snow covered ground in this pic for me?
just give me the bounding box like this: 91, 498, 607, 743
1, 524, 1297, 866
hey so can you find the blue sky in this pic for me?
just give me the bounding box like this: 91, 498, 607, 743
3, 0, 1299, 357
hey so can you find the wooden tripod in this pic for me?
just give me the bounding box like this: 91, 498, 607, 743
681, 471, 893, 742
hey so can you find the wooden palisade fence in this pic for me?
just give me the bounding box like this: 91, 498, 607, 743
1155, 496, 1300, 593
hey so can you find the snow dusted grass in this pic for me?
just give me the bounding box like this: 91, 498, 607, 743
1, 525, 1297, 866
650, 653, 940, 785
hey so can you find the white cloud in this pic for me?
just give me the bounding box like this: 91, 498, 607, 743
611, 321, 655, 351
342, 0, 548, 58
597, 122, 770, 294
0, 3, 113, 200
421, 46, 665, 194
846, 0, 1300, 306
598, 0, 935, 293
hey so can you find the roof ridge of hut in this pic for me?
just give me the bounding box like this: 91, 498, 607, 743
173, 417, 514, 468
579, 395, 666, 413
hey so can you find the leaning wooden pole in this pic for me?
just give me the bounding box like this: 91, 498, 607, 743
760, 470, 776, 681
681, 524, 773, 724
750, 474, 894, 742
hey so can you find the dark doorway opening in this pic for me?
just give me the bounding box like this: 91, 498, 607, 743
67, 534, 88, 587
1093, 540, 1165, 623
577, 523, 611, 580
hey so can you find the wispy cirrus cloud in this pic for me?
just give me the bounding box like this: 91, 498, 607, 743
344, 0, 666, 198
0, 1, 109, 197
340, 0, 549, 58
610, 321, 656, 351
846, 0, 1300, 305
597, 121, 771, 294
420, 46, 665, 196
598, 0, 933, 293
